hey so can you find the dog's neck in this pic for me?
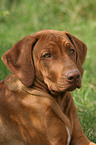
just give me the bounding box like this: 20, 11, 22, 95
32, 77, 67, 108
32, 78, 48, 93
5, 74, 68, 111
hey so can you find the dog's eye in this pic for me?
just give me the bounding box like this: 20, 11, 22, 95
42, 53, 51, 58
70, 49, 75, 55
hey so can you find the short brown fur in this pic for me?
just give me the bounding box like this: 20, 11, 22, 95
0, 30, 95, 145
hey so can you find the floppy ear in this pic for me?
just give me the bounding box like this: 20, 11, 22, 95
2, 35, 38, 87
64, 31, 87, 75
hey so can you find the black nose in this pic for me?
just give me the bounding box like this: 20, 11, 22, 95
66, 70, 80, 83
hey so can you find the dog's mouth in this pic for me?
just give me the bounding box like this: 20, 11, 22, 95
45, 75, 81, 95
48, 81, 81, 95
67, 83, 81, 91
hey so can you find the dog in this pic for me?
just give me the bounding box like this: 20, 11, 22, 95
0, 30, 95, 145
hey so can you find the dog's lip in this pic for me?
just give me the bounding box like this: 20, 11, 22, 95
67, 82, 81, 91
67, 85, 77, 91
50, 83, 81, 94
48, 80, 81, 95
48, 86, 62, 95
49, 88, 59, 95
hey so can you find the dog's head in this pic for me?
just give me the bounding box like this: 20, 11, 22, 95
2, 30, 87, 94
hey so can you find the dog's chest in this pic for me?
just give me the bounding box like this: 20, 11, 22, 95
21, 94, 70, 145
0, 86, 70, 145
45, 107, 70, 145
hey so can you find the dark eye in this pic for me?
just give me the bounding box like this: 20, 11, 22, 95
70, 49, 75, 55
42, 53, 51, 58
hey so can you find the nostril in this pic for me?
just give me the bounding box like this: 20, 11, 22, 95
67, 75, 75, 82
68, 76, 74, 81
77, 74, 80, 79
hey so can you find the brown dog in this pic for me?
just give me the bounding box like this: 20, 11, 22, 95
0, 30, 95, 145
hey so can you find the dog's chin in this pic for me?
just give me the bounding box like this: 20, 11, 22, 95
65, 81, 81, 92
67, 85, 81, 92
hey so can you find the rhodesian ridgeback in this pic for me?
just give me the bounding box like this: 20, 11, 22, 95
0, 30, 95, 145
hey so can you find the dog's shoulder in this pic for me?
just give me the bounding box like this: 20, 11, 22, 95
0, 74, 21, 98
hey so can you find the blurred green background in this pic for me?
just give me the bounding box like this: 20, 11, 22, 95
0, 0, 96, 142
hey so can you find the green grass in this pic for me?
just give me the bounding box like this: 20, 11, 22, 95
0, 0, 96, 142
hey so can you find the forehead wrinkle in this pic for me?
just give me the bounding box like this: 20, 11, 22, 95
56, 36, 67, 56
48, 33, 63, 51
45, 33, 68, 56
59, 34, 75, 56
40, 33, 61, 48
38, 32, 70, 54
50, 32, 71, 52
